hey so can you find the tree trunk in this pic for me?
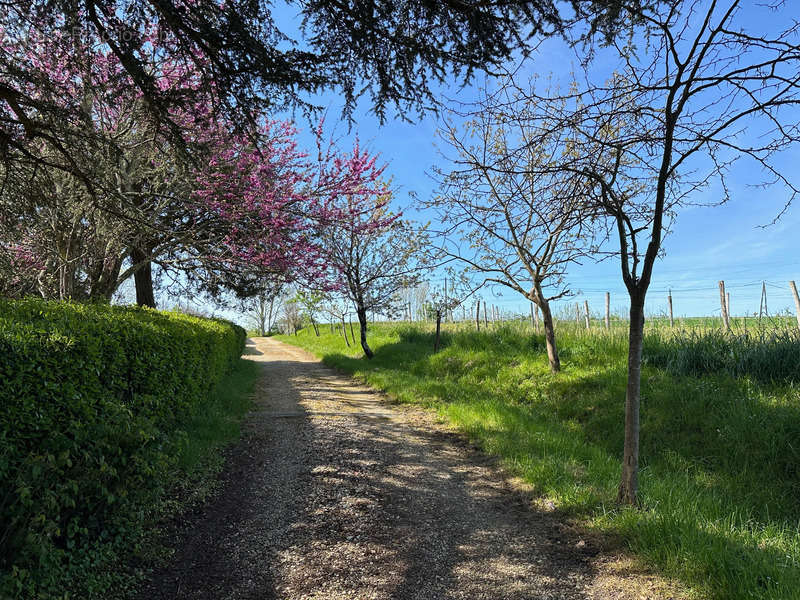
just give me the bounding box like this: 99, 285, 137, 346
539, 300, 560, 373
131, 247, 156, 308
341, 316, 351, 347
618, 293, 645, 505
311, 316, 320, 336
267, 297, 276, 335
356, 306, 374, 359
89, 253, 123, 302
434, 309, 442, 353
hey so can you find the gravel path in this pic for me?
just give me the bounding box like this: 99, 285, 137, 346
137, 337, 682, 600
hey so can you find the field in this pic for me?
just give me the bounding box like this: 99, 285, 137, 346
277, 317, 800, 600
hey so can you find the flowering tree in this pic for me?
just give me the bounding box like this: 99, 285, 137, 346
313, 141, 428, 358
0, 54, 400, 308
0, 21, 396, 307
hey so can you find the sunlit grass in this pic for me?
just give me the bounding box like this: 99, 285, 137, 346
277, 320, 800, 600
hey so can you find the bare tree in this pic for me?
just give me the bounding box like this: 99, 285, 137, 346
427, 89, 597, 372
245, 283, 284, 336
282, 296, 304, 336
509, 0, 800, 503
319, 197, 428, 358
411, 281, 431, 321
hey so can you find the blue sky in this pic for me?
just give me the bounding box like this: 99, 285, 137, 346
200, 2, 800, 326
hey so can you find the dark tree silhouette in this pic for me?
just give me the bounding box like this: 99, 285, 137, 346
1, 0, 659, 167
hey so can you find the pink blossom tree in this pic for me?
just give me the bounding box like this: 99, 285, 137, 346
311, 138, 428, 358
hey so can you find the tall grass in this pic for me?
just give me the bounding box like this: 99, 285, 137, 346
645, 328, 800, 383
278, 320, 800, 600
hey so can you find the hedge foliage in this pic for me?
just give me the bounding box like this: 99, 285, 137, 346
0, 299, 246, 598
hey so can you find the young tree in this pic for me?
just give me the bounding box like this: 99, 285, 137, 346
428, 88, 597, 372
511, 0, 800, 503
427, 279, 473, 353
294, 290, 324, 336
315, 139, 428, 358
322, 208, 427, 358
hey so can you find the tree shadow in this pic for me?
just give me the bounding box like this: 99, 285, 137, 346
137, 349, 603, 599
242, 338, 264, 355
314, 335, 800, 598
275, 393, 599, 599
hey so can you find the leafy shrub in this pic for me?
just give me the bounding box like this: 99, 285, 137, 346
0, 299, 246, 598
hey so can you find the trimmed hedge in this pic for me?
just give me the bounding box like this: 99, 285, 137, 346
0, 299, 246, 598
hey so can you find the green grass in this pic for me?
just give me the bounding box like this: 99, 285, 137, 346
174, 357, 261, 474
277, 320, 800, 600
127, 357, 261, 569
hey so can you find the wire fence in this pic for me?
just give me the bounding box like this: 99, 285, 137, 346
394, 277, 800, 332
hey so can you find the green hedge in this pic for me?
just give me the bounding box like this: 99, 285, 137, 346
0, 299, 246, 598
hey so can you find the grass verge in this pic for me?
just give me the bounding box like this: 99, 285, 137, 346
122, 357, 261, 594
277, 322, 800, 600
72, 357, 260, 600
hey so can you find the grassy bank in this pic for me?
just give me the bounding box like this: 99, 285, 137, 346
125, 357, 261, 591
277, 321, 800, 600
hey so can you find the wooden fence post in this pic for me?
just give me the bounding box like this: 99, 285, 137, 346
584, 300, 591, 330
605, 292, 610, 330
530, 302, 535, 329
483, 301, 488, 328
719, 280, 731, 331
434, 309, 442, 353
668, 289, 674, 327
534, 303, 540, 332
790, 281, 800, 332
727, 292, 731, 320
575, 302, 580, 325
444, 278, 448, 322
476, 301, 481, 331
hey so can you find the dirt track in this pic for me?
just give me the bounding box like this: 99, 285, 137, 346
136, 337, 682, 600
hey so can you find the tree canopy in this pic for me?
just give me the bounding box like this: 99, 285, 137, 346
1, 0, 659, 166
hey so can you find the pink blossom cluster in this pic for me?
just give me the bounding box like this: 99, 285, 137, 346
2, 12, 396, 293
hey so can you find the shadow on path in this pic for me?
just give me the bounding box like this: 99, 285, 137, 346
136, 337, 666, 600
